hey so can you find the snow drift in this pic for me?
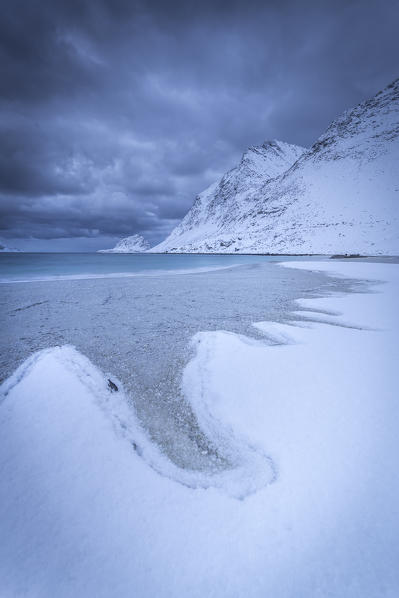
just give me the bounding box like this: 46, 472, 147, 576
1, 261, 398, 596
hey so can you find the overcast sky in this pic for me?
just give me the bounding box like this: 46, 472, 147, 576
1, 0, 398, 251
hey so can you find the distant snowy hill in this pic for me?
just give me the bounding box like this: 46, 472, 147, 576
151, 79, 399, 255
0, 242, 21, 252
98, 235, 150, 253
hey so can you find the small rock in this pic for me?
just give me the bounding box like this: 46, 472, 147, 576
108, 379, 118, 392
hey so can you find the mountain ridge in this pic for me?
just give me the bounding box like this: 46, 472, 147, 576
98, 234, 150, 253
151, 79, 399, 255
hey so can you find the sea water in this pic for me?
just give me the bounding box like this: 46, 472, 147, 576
0, 252, 310, 283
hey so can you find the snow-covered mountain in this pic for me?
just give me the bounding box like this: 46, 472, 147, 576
98, 235, 150, 253
0, 242, 21, 252
151, 140, 306, 253
151, 79, 399, 255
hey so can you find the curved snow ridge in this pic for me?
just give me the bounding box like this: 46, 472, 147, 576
252, 321, 308, 344
183, 331, 277, 497
253, 313, 373, 344
0, 344, 274, 500
278, 260, 396, 329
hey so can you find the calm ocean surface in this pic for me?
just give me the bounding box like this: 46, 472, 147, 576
0, 252, 310, 283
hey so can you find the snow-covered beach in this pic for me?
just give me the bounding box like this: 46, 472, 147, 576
1, 257, 398, 597
0, 255, 332, 470
2, 0, 399, 594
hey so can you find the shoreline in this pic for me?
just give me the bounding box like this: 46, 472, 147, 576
2, 250, 399, 257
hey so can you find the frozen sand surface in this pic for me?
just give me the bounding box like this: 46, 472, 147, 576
1, 260, 336, 472
1, 261, 398, 596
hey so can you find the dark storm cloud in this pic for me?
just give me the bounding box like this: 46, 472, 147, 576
1, 0, 398, 249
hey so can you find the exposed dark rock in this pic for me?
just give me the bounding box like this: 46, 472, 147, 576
108, 378, 118, 392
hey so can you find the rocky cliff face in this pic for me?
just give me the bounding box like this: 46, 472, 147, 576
98, 234, 150, 253
151, 79, 399, 255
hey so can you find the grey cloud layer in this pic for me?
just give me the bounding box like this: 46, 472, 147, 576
1, 0, 398, 249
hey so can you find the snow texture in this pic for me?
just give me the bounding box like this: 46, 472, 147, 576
98, 234, 150, 252
1, 260, 398, 596
152, 79, 399, 255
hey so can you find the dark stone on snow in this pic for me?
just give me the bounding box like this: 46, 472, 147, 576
108, 378, 118, 392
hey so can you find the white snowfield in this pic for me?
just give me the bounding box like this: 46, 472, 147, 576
98, 234, 150, 253
1, 261, 398, 597
152, 79, 399, 255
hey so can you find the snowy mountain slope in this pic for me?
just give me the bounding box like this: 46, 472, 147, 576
98, 234, 150, 253
151, 79, 399, 255
150, 141, 306, 252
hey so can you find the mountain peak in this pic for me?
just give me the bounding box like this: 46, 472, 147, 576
310, 78, 399, 160
238, 139, 306, 179
150, 140, 307, 252
98, 234, 150, 253
150, 78, 399, 255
